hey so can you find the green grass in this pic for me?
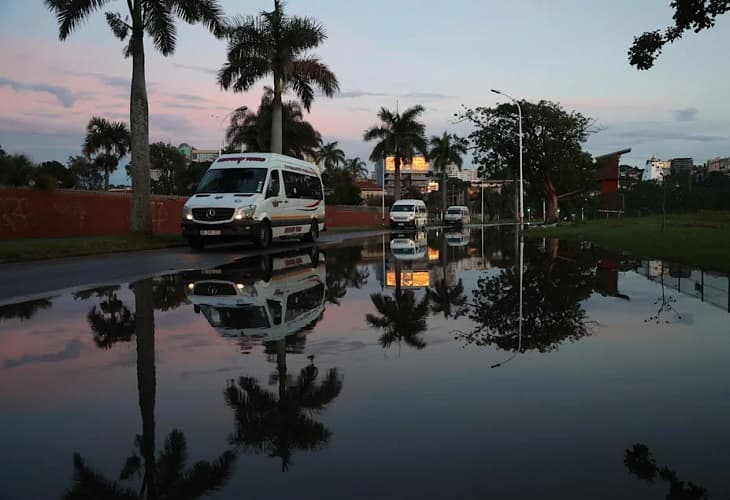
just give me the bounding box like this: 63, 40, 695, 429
529, 212, 730, 273
0, 234, 185, 264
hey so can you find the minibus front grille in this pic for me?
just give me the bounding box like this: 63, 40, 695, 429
192, 208, 235, 221
193, 283, 237, 296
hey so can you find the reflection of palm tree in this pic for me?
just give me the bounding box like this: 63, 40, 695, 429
367, 290, 429, 350
428, 278, 467, 319
624, 443, 708, 500
150, 275, 189, 312
0, 298, 52, 322
325, 246, 370, 305
224, 360, 343, 471
87, 294, 136, 349
72, 285, 120, 301
65, 279, 236, 498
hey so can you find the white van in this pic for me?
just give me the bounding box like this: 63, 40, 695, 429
389, 199, 428, 230
444, 206, 470, 226
390, 232, 428, 261
182, 153, 325, 250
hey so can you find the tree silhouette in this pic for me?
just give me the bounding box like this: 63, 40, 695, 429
462, 242, 594, 352
427, 278, 467, 319
87, 293, 136, 349
325, 246, 370, 305
428, 131, 467, 214
367, 290, 429, 351
151, 275, 189, 313
73, 286, 121, 301
224, 360, 343, 471
65, 278, 236, 499
624, 443, 708, 500
316, 141, 346, 171
0, 298, 53, 323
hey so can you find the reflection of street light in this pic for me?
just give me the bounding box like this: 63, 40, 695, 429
491, 230, 523, 369
491, 89, 524, 227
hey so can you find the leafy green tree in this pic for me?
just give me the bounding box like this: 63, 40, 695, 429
218, 0, 339, 155
82, 116, 131, 191
345, 157, 368, 179
224, 361, 343, 471
629, 0, 730, 70
316, 141, 346, 171
46, 0, 225, 232
323, 168, 362, 205
461, 100, 594, 223
67, 155, 104, 191
428, 132, 467, 213
37, 160, 76, 188
624, 443, 708, 499
0, 152, 34, 187
149, 142, 187, 195
364, 105, 428, 201
225, 88, 321, 159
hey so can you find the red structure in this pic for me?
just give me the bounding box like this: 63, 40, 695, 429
0, 186, 383, 240
595, 148, 631, 216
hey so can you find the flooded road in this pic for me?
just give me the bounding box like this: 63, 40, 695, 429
1, 227, 729, 499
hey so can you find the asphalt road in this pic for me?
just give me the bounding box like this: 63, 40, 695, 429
0, 229, 387, 304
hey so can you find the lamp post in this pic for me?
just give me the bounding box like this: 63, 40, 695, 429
491, 89, 524, 227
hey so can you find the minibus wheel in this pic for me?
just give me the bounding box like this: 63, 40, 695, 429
255, 220, 272, 249
303, 219, 319, 242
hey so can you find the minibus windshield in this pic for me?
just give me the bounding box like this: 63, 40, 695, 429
391, 205, 415, 212
196, 168, 267, 194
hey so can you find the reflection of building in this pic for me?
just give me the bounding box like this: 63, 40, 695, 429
178, 143, 220, 163
636, 260, 730, 312
384, 155, 430, 194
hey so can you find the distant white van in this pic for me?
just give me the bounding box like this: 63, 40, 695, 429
444, 206, 470, 226
390, 232, 428, 261
389, 199, 427, 230
182, 153, 325, 250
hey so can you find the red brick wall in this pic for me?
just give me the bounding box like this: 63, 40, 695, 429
0, 187, 383, 239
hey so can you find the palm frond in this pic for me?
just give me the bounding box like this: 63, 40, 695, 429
63, 452, 137, 500
170, 0, 226, 37
144, 0, 177, 55
45, 0, 111, 40
105, 12, 130, 41
289, 56, 339, 100
280, 15, 327, 51
171, 451, 236, 499
400, 104, 425, 122
156, 429, 188, 494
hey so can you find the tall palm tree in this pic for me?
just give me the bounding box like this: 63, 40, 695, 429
226, 88, 322, 159
65, 278, 236, 499
46, 0, 225, 233
224, 361, 343, 471
428, 132, 467, 214
345, 157, 368, 179
316, 141, 346, 171
427, 278, 467, 319
83, 116, 131, 191
363, 105, 428, 201
367, 290, 430, 351
218, 0, 339, 155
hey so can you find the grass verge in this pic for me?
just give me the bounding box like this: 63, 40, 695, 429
528, 212, 730, 274
0, 234, 185, 264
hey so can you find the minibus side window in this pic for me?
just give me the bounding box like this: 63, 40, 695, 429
267, 170, 280, 198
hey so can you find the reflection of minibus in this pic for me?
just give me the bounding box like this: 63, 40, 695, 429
186, 248, 326, 344
182, 153, 325, 250
445, 228, 471, 247
444, 206, 470, 226
390, 233, 428, 261
389, 199, 427, 230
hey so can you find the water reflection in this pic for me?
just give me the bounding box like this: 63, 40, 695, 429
0, 297, 53, 322
65, 278, 236, 499
624, 444, 708, 500
86, 290, 135, 349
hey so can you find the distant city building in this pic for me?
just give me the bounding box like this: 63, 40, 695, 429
178, 143, 219, 163
619, 165, 644, 185
670, 157, 693, 174
643, 156, 671, 182
707, 157, 730, 175
384, 155, 430, 194
446, 165, 481, 183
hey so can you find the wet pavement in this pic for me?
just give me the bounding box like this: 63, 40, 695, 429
1, 227, 729, 499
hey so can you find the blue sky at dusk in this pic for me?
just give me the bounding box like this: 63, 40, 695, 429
1, 0, 729, 184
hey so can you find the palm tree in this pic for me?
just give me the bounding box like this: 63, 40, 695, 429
46, 0, 225, 233
225, 88, 322, 159
83, 116, 131, 191
345, 157, 368, 179
427, 278, 467, 319
363, 105, 428, 201
428, 132, 467, 215
316, 141, 346, 171
218, 0, 339, 155
87, 293, 136, 349
367, 290, 430, 351
224, 360, 343, 471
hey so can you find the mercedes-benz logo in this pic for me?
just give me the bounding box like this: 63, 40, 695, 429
207, 209, 216, 217
209, 287, 218, 295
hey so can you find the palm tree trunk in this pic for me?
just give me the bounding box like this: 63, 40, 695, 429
394, 156, 401, 201
104, 168, 110, 192
276, 339, 287, 401
441, 172, 448, 216
134, 278, 157, 499
129, 25, 152, 234
271, 81, 283, 155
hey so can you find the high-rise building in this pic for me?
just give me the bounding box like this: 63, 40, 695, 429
670, 157, 693, 174
374, 158, 384, 186
178, 143, 219, 163
384, 155, 430, 194
446, 166, 480, 183
643, 157, 671, 182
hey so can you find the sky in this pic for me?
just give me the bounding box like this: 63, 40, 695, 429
1, 0, 730, 185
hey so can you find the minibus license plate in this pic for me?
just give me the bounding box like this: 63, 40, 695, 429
200, 230, 221, 236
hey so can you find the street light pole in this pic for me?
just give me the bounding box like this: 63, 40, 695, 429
491, 89, 524, 227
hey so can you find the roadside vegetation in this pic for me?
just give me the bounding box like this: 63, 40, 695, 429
529, 212, 730, 273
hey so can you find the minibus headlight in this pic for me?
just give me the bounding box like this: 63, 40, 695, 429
234, 205, 256, 220
183, 206, 193, 220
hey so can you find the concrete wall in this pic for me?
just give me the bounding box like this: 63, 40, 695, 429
0, 187, 383, 239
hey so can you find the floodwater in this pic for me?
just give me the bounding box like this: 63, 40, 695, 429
1, 227, 729, 500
